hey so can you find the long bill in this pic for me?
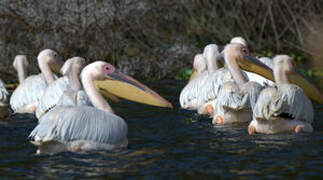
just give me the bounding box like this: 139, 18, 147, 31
94, 70, 173, 108
289, 69, 323, 104
240, 55, 323, 104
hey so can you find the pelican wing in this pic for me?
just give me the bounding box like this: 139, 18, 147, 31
10, 74, 48, 112
35, 77, 69, 118
253, 84, 313, 123
197, 68, 249, 109
197, 68, 233, 108
29, 106, 128, 147
179, 72, 208, 109
0, 79, 9, 106
240, 81, 264, 110
56, 90, 91, 107
213, 82, 249, 115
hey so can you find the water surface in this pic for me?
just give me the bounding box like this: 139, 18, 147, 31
0, 80, 322, 178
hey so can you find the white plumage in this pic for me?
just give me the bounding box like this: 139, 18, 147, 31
180, 44, 221, 110
0, 79, 9, 107
30, 106, 128, 153
35, 57, 86, 119
10, 74, 48, 113
248, 55, 314, 134
10, 50, 63, 114
29, 61, 135, 154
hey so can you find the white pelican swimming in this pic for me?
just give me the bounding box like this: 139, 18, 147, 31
248, 55, 314, 134
195, 40, 251, 115
10, 50, 63, 114
179, 44, 221, 110
0, 79, 10, 119
211, 43, 271, 124
29, 61, 173, 154
196, 38, 275, 116
35, 57, 87, 120
231, 37, 274, 86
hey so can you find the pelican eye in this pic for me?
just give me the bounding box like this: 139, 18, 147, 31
241, 48, 248, 55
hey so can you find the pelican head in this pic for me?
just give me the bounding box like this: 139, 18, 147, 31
37, 49, 64, 75
230, 37, 247, 47
61, 57, 86, 76
193, 54, 207, 74
224, 43, 274, 84
203, 44, 221, 73
273, 55, 296, 83
13, 55, 29, 71
13, 55, 29, 83
85, 61, 173, 108
189, 54, 207, 81
272, 55, 323, 103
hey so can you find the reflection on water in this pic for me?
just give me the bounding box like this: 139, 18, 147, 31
0, 80, 322, 178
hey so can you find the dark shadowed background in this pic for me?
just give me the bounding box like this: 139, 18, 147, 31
0, 0, 323, 87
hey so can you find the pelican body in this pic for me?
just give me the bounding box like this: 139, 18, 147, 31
211, 43, 269, 124
35, 57, 87, 120
29, 61, 173, 154
10, 50, 63, 114
0, 79, 10, 119
249, 55, 314, 134
180, 44, 221, 110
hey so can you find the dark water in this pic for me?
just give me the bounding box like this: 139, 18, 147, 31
0, 80, 322, 179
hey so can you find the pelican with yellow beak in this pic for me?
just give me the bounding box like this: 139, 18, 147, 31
10, 50, 63, 114
196, 38, 250, 115
248, 55, 314, 134
29, 61, 172, 154
211, 43, 271, 124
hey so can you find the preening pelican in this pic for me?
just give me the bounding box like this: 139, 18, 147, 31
29, 61, 173, 154
248, 55, 314, 134
35, 57, 87, 120
0, 79, 10, 119
211, 43, 271, 124
180, 44, 220, 110
10, 50, 63, 114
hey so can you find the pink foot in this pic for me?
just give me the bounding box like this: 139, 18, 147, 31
213, 116, 223, 124
71, 147, 80, 152
295, 125, 303, 133
248, 126, 256, 135
206, 104, 214, 117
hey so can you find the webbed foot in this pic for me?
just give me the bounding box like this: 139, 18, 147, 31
295, 125, 303, 133
248, 125, 256, 135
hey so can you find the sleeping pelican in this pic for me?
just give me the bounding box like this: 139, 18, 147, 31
211, 43, 270, 124
35, 57, 86, 120
180, 44, 220, 110
248, 55, 314, 134
10, 50, 63, 114
29, 61, 173, 154
0, 79, 10, 119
